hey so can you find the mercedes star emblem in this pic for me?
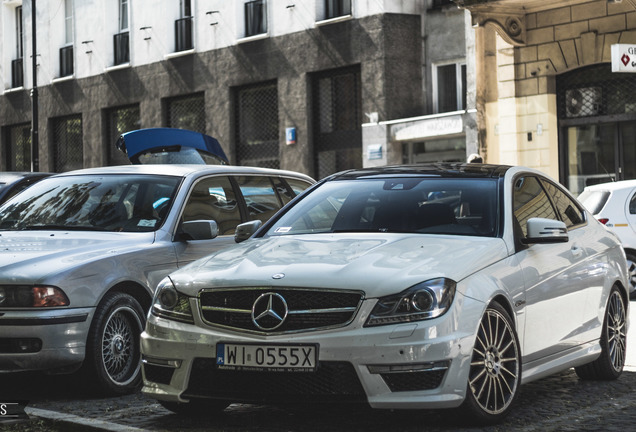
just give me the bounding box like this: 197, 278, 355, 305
251, 292, 289, 331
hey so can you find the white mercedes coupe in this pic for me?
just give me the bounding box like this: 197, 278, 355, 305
141, 164, 629, 424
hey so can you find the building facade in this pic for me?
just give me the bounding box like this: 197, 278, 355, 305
459, 0, 636, 194
0, 0, 476, 180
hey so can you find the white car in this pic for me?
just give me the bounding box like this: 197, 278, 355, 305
141, 164, 629, 424
0, 131, 314, 394
578, 180, 636, 296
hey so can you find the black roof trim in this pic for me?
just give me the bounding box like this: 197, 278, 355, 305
327, 163, 512, 181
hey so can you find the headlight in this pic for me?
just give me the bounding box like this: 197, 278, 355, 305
0, 285, 69, 307
151, 277, 194, 324
365, 278, 456, 327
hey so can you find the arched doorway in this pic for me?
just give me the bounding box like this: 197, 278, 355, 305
558, 64, 636, 194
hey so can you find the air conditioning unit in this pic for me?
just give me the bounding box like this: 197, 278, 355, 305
565, 87, 601, 118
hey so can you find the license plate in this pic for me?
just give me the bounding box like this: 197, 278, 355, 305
216, 343, 318, 372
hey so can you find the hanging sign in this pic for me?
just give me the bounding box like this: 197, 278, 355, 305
611, 44, 636, 73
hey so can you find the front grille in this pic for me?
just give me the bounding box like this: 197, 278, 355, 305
381, 369, 447, 392
198, 288, 363, 334
143, 364, 175, 385
183, 358, 366, 403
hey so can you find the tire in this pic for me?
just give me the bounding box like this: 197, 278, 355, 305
575, 286, 627, 381
85, 292, 145, 395
625, 252, 636, 300
460, 302, 521, 425
158, 400, 230, 416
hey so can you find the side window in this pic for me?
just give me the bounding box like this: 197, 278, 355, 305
183, 176, 240, 235
513, 176, 557, 238
540, 180, 585, 228
272, 177, 312, 205
236, 176, 283, 223
630, 192, 636, 214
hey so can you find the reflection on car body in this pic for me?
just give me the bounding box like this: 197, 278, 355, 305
141, 163, 629, 424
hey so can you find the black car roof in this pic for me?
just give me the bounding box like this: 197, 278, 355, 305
326, 163, 512, 181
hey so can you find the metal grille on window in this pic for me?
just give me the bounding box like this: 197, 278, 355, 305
235, 81, 279, 168
175, 17, 193, 51
114, 31, 129, 65
60, 46, 74, 77
166, 93, 205, 133
312, 66, 362, 179
5, 124, 31, 170
557, 64, 636, 119
245, 0, 266, 37
53, 115, 83, 172
107, 105, 140, 165
325, 0, 351, 19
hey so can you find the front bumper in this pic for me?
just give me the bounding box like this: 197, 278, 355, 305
141, 294, 483, 410
0, 307, 94, 372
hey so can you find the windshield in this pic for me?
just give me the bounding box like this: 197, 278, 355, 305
0, 174, 180, 232
266, 177, 499, 237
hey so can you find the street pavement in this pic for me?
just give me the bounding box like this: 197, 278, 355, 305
2, 302, 636, 432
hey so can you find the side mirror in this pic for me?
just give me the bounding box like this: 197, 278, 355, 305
524, 218, 569, 244
235, 220, 262, 243
180, 220, 219, 241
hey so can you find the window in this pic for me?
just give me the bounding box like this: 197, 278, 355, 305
175, 0, 193, 51
60, 0, 74, 77
434, 62, 466, 113
325, 0, 351, 19
4, 124, 31, 171
114, 0, 130, 65
53, 115, 83, 172
513, 176, 558, 238
183, 177, 240, 235
245, 0, 266, 37
166, 93, 205, 133
236, 176, 283, 223
235, 82, 279, 168
107, 105, 140, 165
541, 181, 585, 228
12, 6, 24, 87
312, 66, 362, 179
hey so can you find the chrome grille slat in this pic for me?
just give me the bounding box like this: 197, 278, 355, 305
198, 288, 363, 334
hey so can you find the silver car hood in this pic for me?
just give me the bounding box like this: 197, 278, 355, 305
0, 231, 155, 283
174, 234, 510, 298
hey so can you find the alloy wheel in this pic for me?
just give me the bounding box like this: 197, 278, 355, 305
101, 306, 142, 385
606, 290, 627, 372
468, 308, 520, 415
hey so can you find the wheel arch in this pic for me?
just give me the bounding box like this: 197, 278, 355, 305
103, 281, 153, 314
489, 294, 516, 329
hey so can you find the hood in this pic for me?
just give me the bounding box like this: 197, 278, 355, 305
0, 231, 155, 283
173, 233, 510, 298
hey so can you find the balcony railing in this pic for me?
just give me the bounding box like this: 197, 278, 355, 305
175, 17, 193, 52
60, 45, 74, 77
11, 58, 24, 88
245, 0, 266, 37
325, 0, 351, 20
114, 31, 130, 65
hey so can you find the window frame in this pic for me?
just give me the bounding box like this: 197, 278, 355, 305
432, 60, 467, 114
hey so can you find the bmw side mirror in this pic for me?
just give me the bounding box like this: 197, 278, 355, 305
235, 220, 262, 243
180, 220, 219, 241
523, 218, 569, 244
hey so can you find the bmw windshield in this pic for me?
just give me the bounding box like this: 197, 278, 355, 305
0, 174, 180, 232
266, 177, 500, 237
